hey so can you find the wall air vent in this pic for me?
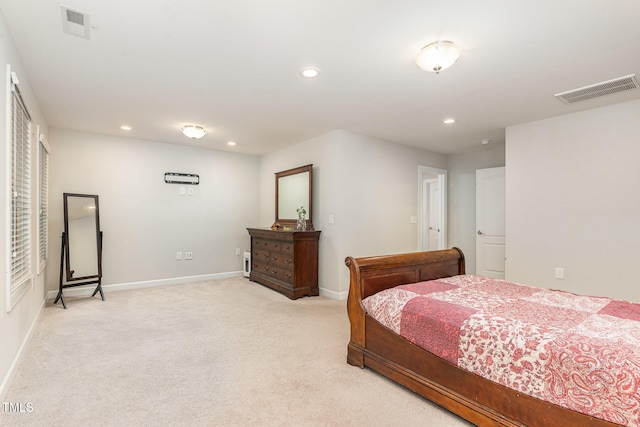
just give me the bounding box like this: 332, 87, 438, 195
555, 74, 639, 104
60, 5, 90, 40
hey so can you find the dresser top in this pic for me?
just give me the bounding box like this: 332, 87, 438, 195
247, 227, 321, 240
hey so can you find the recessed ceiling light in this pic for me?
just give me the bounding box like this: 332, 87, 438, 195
299, 67, 320, 78
227, 141, 236, 146
120, 125, 131, 131
481, 139, 490, 145
443, 118, 455, 124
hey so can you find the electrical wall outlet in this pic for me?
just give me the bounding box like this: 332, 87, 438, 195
185, 251, 193, 260
176, 251, 183, 260
235, 248, 241, 256
554, 267, 564, 279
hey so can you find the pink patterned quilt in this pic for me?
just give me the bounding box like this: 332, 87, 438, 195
362, 275, 640, 426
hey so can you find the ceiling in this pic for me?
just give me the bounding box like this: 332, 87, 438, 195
1, 0, 639, 155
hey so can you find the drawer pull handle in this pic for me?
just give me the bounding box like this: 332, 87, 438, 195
284, 273, 292, 279
286, 259, 292, 264
272, 256, 278, 261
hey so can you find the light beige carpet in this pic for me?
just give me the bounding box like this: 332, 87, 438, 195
2, 277, 472, 426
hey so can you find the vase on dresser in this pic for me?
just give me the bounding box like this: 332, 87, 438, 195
296, 206, 307, 231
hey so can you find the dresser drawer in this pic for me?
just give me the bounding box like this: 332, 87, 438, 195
252, 261, 271, 275
272, 267, 293, 284
270, 253, 293, 268
252, 248, 271, 264
254, 238, 281, 253
280, 241, 294, 255
252, 262, 293, 285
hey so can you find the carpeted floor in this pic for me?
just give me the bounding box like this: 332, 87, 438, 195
1, 277, 472, 426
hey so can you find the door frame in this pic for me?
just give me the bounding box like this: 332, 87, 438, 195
418, 165, 447, 251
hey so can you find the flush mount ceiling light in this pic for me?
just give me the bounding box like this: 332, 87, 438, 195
299, 67, 320, 78
443, 118, 456, 124
415, 41, 461, 74
181, 125, 207, 139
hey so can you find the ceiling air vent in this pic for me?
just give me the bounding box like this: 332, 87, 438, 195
60, 5, 90, 40
555, 74, 639, 104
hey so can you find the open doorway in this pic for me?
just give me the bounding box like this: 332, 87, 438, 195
418, 166, 447, 251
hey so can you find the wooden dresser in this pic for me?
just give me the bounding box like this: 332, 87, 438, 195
247, 228, 321, 299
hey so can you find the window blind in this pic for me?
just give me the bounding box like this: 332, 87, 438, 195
38, 136, 50, 272
7, 71, 32, 311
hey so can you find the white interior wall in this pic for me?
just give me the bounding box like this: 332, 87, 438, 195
446, 144, 506, 273
3, 3, 633, 401
47, 128, 260, 292
506, 99, 640, 302
0, 12, 49, 399
260, 130, 446, 298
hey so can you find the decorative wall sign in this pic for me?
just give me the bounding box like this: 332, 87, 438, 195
164, 172, 199, 185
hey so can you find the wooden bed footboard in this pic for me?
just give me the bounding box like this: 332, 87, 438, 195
344, 248, 620, 427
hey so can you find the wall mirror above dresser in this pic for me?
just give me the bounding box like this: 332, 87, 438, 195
275, 164, 312, 229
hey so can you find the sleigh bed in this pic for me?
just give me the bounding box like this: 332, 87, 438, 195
345, 248, 638, 427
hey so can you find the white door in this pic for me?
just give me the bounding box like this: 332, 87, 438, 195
476, 167, 505, 278
418, 166, 447, 252
428, 182, 440, 250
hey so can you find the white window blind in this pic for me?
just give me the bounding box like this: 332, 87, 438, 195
38, 134, 50, 273
6, 68, 32, 311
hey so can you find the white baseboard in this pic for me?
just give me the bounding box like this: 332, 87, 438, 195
46, 271, 244, 300
319, 287, 347, 300
0, 298, 45, 402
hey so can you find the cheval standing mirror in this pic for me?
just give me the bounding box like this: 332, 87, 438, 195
54, 193, 104, 309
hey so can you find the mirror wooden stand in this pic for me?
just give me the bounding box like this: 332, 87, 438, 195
54, 193, 104, 309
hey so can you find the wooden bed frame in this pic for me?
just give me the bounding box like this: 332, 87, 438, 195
345, 248, 620, 427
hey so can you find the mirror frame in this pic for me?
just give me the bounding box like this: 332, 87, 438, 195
275, 164, 313, 229
63, 193, 102, 282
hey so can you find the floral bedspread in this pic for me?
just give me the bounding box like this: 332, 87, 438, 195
362, 275, 640, 426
